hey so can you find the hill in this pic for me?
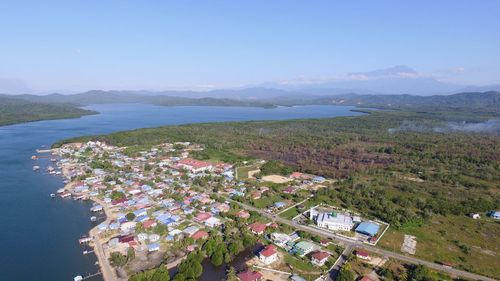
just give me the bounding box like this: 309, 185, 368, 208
0, 96, 96, 126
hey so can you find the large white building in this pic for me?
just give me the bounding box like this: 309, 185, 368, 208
311, 210, 354, 231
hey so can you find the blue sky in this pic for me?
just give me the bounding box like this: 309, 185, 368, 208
0, 0, 499, 93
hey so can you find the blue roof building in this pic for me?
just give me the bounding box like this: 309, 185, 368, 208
355, 222, 380, 237
274, 202, 286, 208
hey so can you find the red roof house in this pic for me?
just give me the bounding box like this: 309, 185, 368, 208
311, 251, 330, 266
236, 210, 250, 219
143, 220, 157, 229
355, 250, 371, 260
196, 212, 212, 222
248, 222, 267, 235
237, 269, 263, 281
191, 230, 209, 240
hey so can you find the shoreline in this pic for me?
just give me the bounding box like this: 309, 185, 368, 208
61, 165, 122, 281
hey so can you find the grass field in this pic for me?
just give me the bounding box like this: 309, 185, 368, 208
235, 165, 259, 180
252, 194, 285, 209
379, 215, 500, 279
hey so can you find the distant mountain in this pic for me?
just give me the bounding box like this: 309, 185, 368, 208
1, 90, 277, 108
261, 66, 465, 96
309, 91, 500, 113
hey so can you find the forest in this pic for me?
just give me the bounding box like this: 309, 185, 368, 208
0, 96, 96, 126
56, 109, 499, 228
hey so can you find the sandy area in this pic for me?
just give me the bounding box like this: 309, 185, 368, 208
247, 169, 260, 179
262, 175, 291, 183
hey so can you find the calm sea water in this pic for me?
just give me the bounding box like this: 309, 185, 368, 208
0, 104, 364, 281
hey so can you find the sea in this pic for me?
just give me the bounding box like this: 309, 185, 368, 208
0, 104, 365, 281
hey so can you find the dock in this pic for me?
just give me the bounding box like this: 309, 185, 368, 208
74, 271, 101, 280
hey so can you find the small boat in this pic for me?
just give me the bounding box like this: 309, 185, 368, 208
47, 166, 54, 172
90, 216, 97, 222
31, 155, 37, 160
50, 158, 57, 162
50, 193, 56, 198
74, 275, 83, 281
33, 166, 40, 171
56, 188, 65, 194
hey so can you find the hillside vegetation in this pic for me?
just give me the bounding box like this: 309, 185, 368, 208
0, 97, 96, 126
56, 110, 499, 227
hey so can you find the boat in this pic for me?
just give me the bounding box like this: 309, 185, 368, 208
56, 188, 65, 194
50, 158, 57, 162
33, 166, 40, 171
50, 193, 56, 198
31, 155, 37, 160
74, 275, 83, 281
90, 216, 97, 222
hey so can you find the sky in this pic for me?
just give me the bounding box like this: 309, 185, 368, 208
0, 0, 499, 93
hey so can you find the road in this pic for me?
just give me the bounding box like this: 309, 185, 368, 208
226, 196, 497, 281
89, 198, 126, 281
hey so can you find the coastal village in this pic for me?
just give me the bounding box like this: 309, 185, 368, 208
34, 140, 499, 281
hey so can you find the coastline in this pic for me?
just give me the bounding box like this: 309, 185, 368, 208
61, 165, 122, 281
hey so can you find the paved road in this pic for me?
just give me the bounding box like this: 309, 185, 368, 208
225, 196, 497, 281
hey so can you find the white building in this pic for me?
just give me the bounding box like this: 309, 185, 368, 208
258, 245, 278, 265
311, 210, 354, 231
204, 217, 221, 228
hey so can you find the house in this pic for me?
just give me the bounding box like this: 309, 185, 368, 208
236, 210, 250, 219
283, 186, 296, 194
360, 276, 374, 281
148, 243, 160, 252
270, 232, 292, 247
196, 212, 212, 222
143, 220, 157, 229
237, 269, 263, 281
251, 191, 262, 200
204, 217, 221, 228
311, 210, 354, 231
258, 245, 278, 265
355, 250, 371, 260
293, 241, 315, 256
274, 201, 286, 209
355, 222, 380, 237
248, 222, 267, 235
191, 230, 209, 240
177, 158, 212, 173
289, 172, 303, 179
469, 213, 481, 219
310, 251, 329, 266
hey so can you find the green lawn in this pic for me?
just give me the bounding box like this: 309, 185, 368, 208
235, 165, 259, 180
379, 215, 500, 279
